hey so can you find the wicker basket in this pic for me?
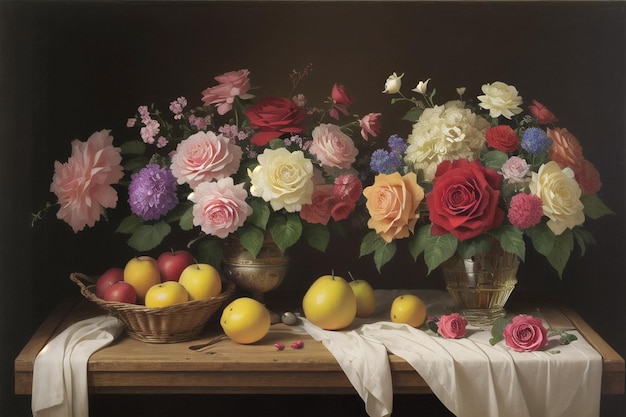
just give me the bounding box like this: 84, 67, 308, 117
70, 272, 235, 343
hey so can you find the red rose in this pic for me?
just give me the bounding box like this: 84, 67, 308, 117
503, 315, 548, 352
529, 99, 558, 125
331, 83, 352, 106
244, 97, 305, 146
426, 159, 504, 241
485, 125, 520, 153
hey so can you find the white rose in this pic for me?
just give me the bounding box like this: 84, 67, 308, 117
382, 72, 404, 94
404, 100, 490, 181
477, 81, 523, 119
529, 161, 585, 235
249, 148, 314, 212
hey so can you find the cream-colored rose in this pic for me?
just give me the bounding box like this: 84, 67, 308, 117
412, 78, 431, 95
529, 161, 585, 235
477, 81, 523, 119
404, 100, 490, 181
382, 72, 404, 94
310, 123, 358, 170
248, 148, 314, 212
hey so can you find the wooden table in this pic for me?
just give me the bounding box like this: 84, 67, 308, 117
15, 297, 625, 397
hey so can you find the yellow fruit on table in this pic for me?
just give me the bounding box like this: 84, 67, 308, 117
348, 278, 376, 318
220, 297, 271, 344
123, 256, 162, 304
178, 263, 222, 300
302, 274, 357, 330
390, 294, 427, 328
144, 281, 189, 308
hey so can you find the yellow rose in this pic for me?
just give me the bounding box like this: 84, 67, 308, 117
529, 161, 585, 235
248, 148, 313, 212
363, 172, 425, 242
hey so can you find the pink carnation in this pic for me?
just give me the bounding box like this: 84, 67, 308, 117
334, 174, 363, 205
507, 193, 544, 229
50, 130, 124, 232
360, 112, 382, 141
201, 69, 254, 116
170, 131, 243, 189
437, 313, 467, 339
189, 177, 253, 239
309, 123, 358, 170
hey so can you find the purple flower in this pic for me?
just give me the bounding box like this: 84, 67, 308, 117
521, 127, 552, 154
128, 164, 178, 221
370, 135, 407, 174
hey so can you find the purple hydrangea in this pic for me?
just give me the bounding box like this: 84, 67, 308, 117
128, 164, 179, 221
370, 135, 407, 174
521, 127, 552, 154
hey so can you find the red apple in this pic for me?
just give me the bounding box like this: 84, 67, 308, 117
157, 249, 195, 282
95, 267, 124, 299
104, 282, 137, 304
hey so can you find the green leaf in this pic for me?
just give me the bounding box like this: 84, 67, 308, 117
178, 205, 194, 231
163, 201, 192, 223
120, 140, 146, 155
196, 239, 223, 270
457, 236, 492, 259
329, 221, 347, 239
546, 230, 574, 278
481, 150, 509, 172
374, 241, 397, 273
402, 106, 424, 123
408, 225, 430, 260
124, 156, 149, 173
525, 223, 555, 256
237, 225, 265, 258
359, 231, 387, 257
490, 225, 526, 261
268, 138, 286, 149
581, 194, 615, 219
127, 221, 171, 252
268, 214, 303, 253
489, 317, 511, 345
115, 214, 144, 234
247, 198, 270, 230
559, 333, 578, 345
572, 227, 595, 257
303, 223, 330, 252
423, 234, 458, 274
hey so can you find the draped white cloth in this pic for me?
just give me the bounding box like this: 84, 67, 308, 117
298, 289, 602, 417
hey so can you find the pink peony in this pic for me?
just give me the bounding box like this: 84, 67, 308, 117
189, 177, 253, 239
50, 130, 124, 232
437, 313, 467, 339
170, 131, 243, 189
334, 174, 363, 205
360, 112, 382, 141
309, 123, 359, 170
503, 315, 548, 352
201, 69, 254, 116
300, 185, 336, 225
529, 99, 558, 125
507, 193, 544, 229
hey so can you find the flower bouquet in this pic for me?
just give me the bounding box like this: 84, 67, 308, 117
360, 73, 613, 277
36, 66, 382, 269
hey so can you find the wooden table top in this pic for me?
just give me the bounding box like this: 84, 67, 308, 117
15, 296, 625, 396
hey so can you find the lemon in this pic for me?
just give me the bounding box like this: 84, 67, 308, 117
220, 297, 271, 344
390, 294, 427, 328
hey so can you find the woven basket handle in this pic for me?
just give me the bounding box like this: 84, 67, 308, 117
70, 272, 97, 296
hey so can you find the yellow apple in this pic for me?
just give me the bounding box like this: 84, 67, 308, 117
302, 274, 357, 330
220, 297, 271, 344
178, 263, 222, 300
390, 294, 427, 328
144, 281, 189, 308
349, 278, 376, 318
123, 256, 161, 304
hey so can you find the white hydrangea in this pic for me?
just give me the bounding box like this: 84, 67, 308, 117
404, 101, 490, 181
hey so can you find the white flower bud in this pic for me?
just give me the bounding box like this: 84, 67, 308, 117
382, 72, 404, 94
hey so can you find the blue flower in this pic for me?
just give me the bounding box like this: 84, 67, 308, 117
128, 164, 178, 221
521, 127, 552, 154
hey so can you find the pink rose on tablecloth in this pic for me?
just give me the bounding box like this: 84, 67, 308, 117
245, 97, 306, 146
310, 123, 359, 170
50, 129, 124, 233
300, 184, 336, 225
201, 69, 254, 116
189, 177, 253, 239
334, 174, 363, 205
170, 131, 243, 189
529, 99, 558, 125
360, 112, 382, 141
437, 313, 467, 339
503, 315, 548, 352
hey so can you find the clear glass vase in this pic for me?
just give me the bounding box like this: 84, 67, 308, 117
441, 243, 519, 327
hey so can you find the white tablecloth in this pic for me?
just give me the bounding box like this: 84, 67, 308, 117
297, 289, 602, 417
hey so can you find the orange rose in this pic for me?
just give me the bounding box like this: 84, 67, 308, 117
363, 172, 425, 242
548, 127, 584, 172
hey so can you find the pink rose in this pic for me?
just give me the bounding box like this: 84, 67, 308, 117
334, 174, 363, 205
437, 313, 467, 339
310, 123, 359, 170
503, 315, 548, 352
330, 200, 356, 222
201, 69, 254, 116
245, 97, 306, 146
501, 156, 530, 182
360, 113, 382, 141
529, 99, 558, 125
170, 131, 243, 189
189, 177, 253, 239
300, 185, 336, 225
577, 158, 602, 195
50, 130, 124, 232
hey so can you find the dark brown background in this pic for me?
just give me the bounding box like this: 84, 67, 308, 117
1, 1, 624, 416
